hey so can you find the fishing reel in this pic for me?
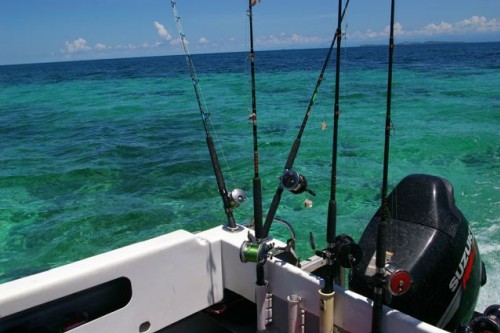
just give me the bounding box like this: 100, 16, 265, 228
240, 223, 299, 267
228, 188, 247, 208
384, 262, 412, 297
280, 169, 316, 196
368, 260, 413, 304
240, 232, 274, 266
310, 233, 363, 269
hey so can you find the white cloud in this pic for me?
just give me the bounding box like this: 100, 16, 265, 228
142, 41, 162, 48
418, 21, 454, 35
170, 37, 184, 46
64, 37, 90, 53
455, 16, 499, 33
114, 44, 138, 50
199, 37, 209, 44
290, 33, 321, 44
154, 21, 172, 41
258, 32, 321, 46
95, 43, 107, 50
406, 16, 500, 37
352, 16, 500, 41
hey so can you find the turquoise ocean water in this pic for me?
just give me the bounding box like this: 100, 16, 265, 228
0, 43, 498, 310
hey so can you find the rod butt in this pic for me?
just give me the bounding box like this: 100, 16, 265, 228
319, 289, 335, 333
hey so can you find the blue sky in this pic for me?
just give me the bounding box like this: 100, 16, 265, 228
1, 0, 499, 65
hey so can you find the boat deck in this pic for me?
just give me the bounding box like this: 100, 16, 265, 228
157, 289, 323, 333
157, 290, 258, 333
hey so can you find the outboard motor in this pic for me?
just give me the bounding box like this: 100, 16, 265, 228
350, 174, 487, 332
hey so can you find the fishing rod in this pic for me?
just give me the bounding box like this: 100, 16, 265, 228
371, 0, 396, 332
246, 0, 268, 293
307, 2, 362, 331
262, 0, 350, 239
248, 0, 263, 245
317, 1, 352, 332
323, 0, 344, 291
170, 0, 246, 231
246, 2, 271, 331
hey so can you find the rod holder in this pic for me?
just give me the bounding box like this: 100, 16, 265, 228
287, 294, 304, 333
319, 289, 335, 333
256, 284, 272, 331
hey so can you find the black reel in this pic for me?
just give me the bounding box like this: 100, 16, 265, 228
310, 233, 362, 269
335, 234, 363, 268
280, 169, 316, 196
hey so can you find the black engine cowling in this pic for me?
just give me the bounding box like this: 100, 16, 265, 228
349, 174, 487, 332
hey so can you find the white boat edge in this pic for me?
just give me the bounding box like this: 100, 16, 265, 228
0, 225, 449, 333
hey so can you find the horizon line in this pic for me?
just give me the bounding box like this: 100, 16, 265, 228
1, 40, 499, 67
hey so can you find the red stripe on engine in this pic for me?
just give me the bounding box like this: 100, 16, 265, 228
462, 242, 476, 290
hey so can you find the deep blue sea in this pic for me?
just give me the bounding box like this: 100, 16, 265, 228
0, 43, 498, 310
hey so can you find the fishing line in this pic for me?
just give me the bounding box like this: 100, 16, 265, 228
319, 0, 346, 297
339, 18, 359, 169
322, 15, 350, 129
262, 0, 351, 239
207, 115, 238, 190
170, 0, 246, 230
247, 0, 264, 245
372, 0, 396, 331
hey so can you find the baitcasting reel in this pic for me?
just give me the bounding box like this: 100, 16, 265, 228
280, 169, 316, 196
311, 233, 363, 269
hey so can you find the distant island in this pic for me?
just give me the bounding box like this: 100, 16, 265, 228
399, 41, 466, 45
359, 40, 467, 47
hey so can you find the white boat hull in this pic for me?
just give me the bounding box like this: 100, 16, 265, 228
0, 225, 448, 333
